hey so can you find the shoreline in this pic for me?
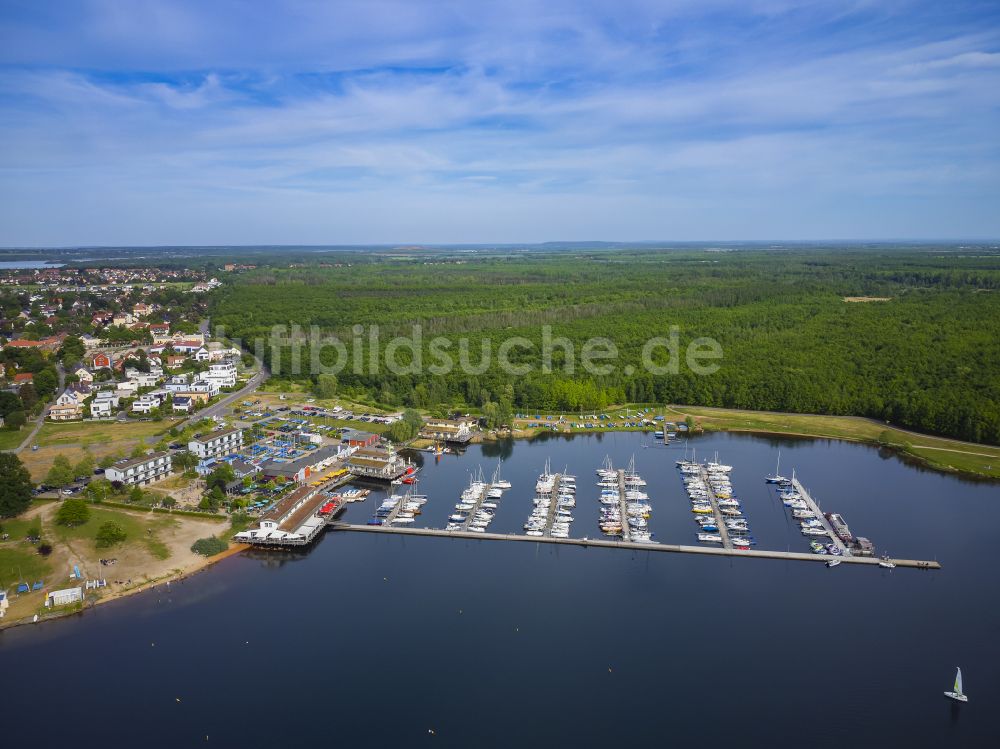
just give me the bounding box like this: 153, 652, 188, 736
479, 404, 1000, 481
0, 543, 249, 632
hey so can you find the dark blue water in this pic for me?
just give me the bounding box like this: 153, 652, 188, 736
2, 432, 997, 748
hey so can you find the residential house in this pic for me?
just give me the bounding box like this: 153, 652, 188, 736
74, 367, 94, 386
116, 380, 139, 398
188, 426, 244, 460
171, 395, 193, 413
92, 352, 112, 369
203, 361, 237, 389
49, 396, 83, 421
131, 395, 160, 414
105, 451, 172, 486
89, 392, 119, 418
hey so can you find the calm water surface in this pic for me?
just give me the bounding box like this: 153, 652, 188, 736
3, 432, 997, 748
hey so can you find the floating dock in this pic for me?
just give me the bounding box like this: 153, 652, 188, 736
791, 477, 849, 555
328, 523, 940, 569
542, 473, 564, 536
616, 469, 631, 542
698, 464, 732, 550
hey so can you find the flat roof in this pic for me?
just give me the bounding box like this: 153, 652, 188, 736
191, 426, 243, 443
110, 450, 170, 470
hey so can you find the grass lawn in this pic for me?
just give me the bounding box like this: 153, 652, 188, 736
0, 429, 25, 450
51, 506, 177, 560
153, 475, 194, 491
1, 515, 42, 540
0, 545, 52, 589
36, 420, 176, 447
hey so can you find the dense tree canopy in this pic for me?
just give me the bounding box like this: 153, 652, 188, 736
212, 249, 1000, 445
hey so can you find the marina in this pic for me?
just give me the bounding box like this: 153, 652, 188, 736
234, 438, 940, 568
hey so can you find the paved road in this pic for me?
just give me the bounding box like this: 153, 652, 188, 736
14, 363, 65, 454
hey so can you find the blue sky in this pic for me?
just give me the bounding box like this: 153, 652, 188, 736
1, 0, 999, 245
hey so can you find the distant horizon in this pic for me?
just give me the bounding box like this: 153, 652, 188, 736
3, 238, 1000, 253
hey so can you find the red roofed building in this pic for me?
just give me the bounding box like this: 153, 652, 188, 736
13, 372, 33, 384
4, 335, 64, 352
92, 353, 112, 369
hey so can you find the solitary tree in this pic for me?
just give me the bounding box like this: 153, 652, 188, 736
55, 498, 91, 527
95, 521, 127, 547
0, 453, 33, 518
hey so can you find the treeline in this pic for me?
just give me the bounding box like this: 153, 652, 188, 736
210, 249, 1000, 444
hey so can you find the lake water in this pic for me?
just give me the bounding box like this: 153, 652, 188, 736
2, 432, 997, 747
0, 260, 64, 269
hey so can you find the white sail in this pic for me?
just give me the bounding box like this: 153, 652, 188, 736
955, 667, 963, 695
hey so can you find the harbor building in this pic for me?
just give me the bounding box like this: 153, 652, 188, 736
419, 417, 474, 443
341, 428, 379, 448
260, 444, 347, 483
347, 446, 409, 480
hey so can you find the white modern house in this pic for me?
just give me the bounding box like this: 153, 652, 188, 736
188, 426, 244, 460
203, 361, 237, 389
105, 451, 172, 486
90, 396, 114, 418
163, 374, 192, 393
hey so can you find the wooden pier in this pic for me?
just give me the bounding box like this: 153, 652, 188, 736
327, 523, 940, 569
698, 464, 732, 550
791, 477, 849, 555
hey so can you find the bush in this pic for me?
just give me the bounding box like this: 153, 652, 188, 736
37, 543, 53, 556
190, 536, 228, 556
56, 498, 91, 527
161, 496, 177, 508
95, 521, 127, 547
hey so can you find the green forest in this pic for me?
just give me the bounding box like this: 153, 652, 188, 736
210, 247, 1000, 445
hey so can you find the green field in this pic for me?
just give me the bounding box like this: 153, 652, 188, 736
0, 429, 25, 450
52, 506, 177, 559
36, 420, 173, 447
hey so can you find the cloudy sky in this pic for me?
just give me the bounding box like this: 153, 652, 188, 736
1, 0, 998, 245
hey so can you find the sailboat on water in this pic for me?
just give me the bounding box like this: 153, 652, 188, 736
944, 667, 968, 703
765, 449, 788, 483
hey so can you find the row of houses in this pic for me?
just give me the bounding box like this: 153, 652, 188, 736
49, 360, 239, 421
